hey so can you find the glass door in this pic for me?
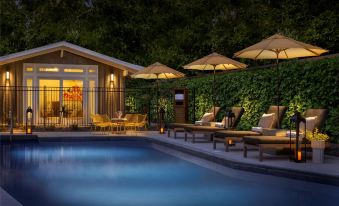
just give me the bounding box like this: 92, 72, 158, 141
61, 80, 84, 126
39, 79, 61, 126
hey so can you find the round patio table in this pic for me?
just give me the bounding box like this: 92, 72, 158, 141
111, 118, 127, 134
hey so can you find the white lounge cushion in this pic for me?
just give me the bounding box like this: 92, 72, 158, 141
251, 127, 263, 133
258, 113, 275, 128
200, 112, 214, 123
300, 116, 317, 132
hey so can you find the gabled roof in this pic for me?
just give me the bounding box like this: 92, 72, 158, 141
0, 41, 144, 73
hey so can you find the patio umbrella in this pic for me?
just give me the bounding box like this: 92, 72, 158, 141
131, 62, 185, 126
184, 52, 247, 120
234, 33, 329, 127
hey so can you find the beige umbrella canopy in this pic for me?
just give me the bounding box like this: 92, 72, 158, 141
184, 52, 247, 121
234, 33, 329, 127
132, 62, 185, 126
184, 52, 247, 71
234, 34, 329, 59
132, 62, 185, 79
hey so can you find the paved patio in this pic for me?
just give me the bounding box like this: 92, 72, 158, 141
1, 130, 339, 185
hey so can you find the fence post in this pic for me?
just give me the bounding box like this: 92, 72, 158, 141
9, 110, 13, 135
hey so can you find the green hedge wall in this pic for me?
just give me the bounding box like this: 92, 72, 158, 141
127, 57, 339, 142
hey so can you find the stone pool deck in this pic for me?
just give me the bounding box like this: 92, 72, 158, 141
1, 131, 339, 186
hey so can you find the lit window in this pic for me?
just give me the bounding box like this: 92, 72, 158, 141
88, 69, 96, 73
25, 67, 33, 72
64, 68, 84, 73
39, 68, 59, 72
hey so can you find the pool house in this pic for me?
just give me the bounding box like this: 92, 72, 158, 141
0, 42, 143, 128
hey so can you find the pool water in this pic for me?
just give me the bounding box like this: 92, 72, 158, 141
1, 140, 338, 206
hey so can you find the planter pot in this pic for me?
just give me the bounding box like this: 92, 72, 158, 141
311, 140, 326, 163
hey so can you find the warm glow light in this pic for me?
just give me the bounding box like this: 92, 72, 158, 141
6, 71, 10, 80
160, 127, 164, 134
39, 68, 59, 72
228, 139, 233, 145
64, 68, 84, 73
110, 73, 114, 81
297, 151, 302, 161
27, 128, 32, 134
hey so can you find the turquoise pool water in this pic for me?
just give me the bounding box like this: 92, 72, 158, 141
1, 139, 338, 206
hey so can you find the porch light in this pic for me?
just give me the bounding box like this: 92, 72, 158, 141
6, 70, 10, 80
26, 106, 33, 135
110, 73, 114, 88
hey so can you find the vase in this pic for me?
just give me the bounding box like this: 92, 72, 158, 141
311, 140, 326, 163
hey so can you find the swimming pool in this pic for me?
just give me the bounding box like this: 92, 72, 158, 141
1, 139, 338, 206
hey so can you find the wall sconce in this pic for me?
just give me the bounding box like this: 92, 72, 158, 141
26, 106, 33, 135
6, 70, 10, 80
110, 72, 114, 88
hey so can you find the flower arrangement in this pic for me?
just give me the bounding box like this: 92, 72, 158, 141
306, 128, 330, 141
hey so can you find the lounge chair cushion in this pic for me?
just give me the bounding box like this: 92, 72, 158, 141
258, 113, 275, 128
200, 112, 214, 122
167, 123, 193, 129
251, 127, 263, 133
243, 136, 292, 145
299, 116, 317, 132
214, 130, 262, 138
185, 125, 225, 133
221, 117, 229, 128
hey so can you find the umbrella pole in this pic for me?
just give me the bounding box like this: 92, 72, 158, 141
156, 74, 159, 129
276, 52, 280, 129
213, 65, 216, 122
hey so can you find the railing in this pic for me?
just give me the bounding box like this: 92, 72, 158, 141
0, 86, 166, 130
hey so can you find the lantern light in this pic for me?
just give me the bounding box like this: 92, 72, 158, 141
26, 106, 33, 135
159, 108, 165, 134
110, 73, 114, 81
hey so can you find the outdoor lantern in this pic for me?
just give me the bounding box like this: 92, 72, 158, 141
225, 109, 235, 129
289, 111, 307, 163
26, 106, 33, 135
159, 108, 165, 134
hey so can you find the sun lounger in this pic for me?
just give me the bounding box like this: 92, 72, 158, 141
213, 106, 287, 151
166, 106, 221, 138
243, 108, 328, 161
184, 107, 244, 143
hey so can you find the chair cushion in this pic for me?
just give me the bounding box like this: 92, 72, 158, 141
200, 112, 214, 122
299, 116, 317, 132
221, 117, 229, 128
251, 127, 263, 133
243, 136, 292, 145
214, 130, 261, 138
185, 125, 225, 132
258, 113, 275, 128
167, 123, 193, 129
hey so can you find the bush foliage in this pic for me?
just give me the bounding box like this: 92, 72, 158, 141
127, 57, 339, 142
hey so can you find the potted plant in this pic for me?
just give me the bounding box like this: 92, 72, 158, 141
306, 128, 330, 163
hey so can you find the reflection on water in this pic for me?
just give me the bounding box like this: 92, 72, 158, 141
1, 141, 338, 206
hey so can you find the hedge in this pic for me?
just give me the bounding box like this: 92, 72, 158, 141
127, 57, 339, 142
